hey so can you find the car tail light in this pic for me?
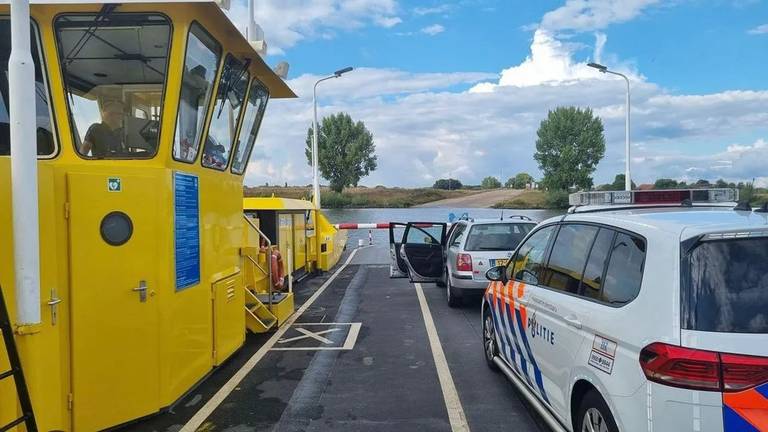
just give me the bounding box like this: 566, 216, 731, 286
720, 353, 768, 391
640, 342, 768, 392
456, 253, 472, 272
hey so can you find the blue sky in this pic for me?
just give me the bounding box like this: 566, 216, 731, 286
225, 0, 768, 187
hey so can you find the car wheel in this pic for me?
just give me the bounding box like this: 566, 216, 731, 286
575, 390, 619, 432
446, 275, 461, 307
436, 266, 446, 287
482, 307, 499, 371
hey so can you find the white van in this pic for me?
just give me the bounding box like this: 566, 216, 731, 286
481, 189, 768, 432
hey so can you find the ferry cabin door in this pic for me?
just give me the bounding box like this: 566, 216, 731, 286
293, 212, 307, 272
278, 213, 294, 276
67, 173, 160, 431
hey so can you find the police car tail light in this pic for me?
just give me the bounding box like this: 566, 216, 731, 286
640, 343, 768, 392
640, 343, 721, 391
569, 188, 738, 206
720, 353, 768, 391
456, 253, 472, 272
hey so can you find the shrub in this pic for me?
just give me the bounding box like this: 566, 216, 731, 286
544, 190, 570, 209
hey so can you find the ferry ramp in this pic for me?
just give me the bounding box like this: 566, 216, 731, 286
121, 243, 549, 432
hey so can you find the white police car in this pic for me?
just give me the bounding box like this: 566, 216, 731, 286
481, 189, 768, 432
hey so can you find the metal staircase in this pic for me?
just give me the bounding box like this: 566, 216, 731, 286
0, 284, 37, 432
244, 289, 277, 333
242, 216, 278, 333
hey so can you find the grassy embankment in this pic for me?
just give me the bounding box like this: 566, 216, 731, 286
243, 186, 477, 208
492, 190, 568, 209
493, 188, 768, 210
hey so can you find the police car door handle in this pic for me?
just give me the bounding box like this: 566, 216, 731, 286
564, 315, 582, 329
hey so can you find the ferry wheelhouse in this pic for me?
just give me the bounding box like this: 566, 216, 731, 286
0, 1, 344, 430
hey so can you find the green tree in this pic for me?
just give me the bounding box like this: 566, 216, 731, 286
506, 172, 534, 189
481, 176, 502, 189
305, 113, 377, 193
715, 179, 729, 188
654, 178, 679, 189
609, 174, 637, 190
534, 106, 606, 190
433, 178, 462, 190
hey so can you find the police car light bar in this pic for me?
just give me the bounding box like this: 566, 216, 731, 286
569, 188, 739, 207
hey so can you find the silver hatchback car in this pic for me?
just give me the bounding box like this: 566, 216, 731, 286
441, 217, 536, 307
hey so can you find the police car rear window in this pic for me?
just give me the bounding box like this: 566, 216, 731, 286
682, 237, 768, 334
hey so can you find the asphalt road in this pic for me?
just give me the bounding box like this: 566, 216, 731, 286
416, 189, 525, 208
122, 246, 549, 432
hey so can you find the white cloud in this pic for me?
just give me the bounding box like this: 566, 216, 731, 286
375, 16, 403, 28
748, 24, 768, 34
470, 29, 640, 92
420, 24, 446, 36
224, 0, 398, 53
540, 0, 661, 31
414, 5, 452, 15
593, 32, 607, 63
288, 68, 495, 99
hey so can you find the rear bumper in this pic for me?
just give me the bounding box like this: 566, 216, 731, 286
449, 273, 488, 292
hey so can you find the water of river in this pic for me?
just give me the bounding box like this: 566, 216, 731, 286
323, 207, 565, 248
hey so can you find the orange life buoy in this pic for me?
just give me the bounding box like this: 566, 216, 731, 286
270, 249, 285, 289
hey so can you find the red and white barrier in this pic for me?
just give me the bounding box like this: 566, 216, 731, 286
334, 222, 391, 230
334, 222, 444, 230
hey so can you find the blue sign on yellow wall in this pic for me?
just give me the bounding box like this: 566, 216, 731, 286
174, 172, 200, 290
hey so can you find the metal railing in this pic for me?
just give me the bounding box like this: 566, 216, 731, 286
242, 215, 273, 309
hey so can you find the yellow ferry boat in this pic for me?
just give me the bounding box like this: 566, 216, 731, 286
0, 1, 345, 430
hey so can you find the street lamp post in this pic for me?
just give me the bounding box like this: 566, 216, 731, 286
312, 66, 353, 209
588, 62, 632, 191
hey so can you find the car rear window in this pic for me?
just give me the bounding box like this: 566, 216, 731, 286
464, 223, 532, 251
682, 237, 768, 334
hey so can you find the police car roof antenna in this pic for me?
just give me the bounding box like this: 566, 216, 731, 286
500, 209, 504, 221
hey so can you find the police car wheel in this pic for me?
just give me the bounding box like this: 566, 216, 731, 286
447, 275, 461, 307
576, 390, 618, 432
482, 308, 499, 371
437, 267, 446, 287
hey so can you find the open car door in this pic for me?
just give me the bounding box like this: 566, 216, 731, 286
399, 222, 447, 283
389, 222, 409, 278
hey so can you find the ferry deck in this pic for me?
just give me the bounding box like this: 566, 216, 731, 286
120, 243, 550, 432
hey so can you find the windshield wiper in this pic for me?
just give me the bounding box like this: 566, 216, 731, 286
216, 58, 251, 119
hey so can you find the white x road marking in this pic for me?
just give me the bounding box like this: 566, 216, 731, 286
278, 328, 340, 345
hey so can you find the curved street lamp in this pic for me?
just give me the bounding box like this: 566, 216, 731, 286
588, 62, 632, 191
312, 67, 354, 209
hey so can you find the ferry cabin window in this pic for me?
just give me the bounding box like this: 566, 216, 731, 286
54, 14, 171, 159
202, 55, 249, 170
231, 80, 269, 174
0, 19, 55, 157
174, 23, 221, 163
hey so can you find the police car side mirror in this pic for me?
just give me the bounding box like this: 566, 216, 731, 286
485, 266, 507, 283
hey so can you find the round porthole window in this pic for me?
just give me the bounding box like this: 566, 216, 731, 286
100, 211, 133, 246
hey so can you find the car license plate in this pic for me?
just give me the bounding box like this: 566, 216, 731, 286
493, 259, 508, 267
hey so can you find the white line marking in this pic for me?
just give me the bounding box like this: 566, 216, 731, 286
293, 328, 338, 344
342, 322, 362, 350
271, 323, 362, 351
414, 282, 470, 432
179, 247, 367, 432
